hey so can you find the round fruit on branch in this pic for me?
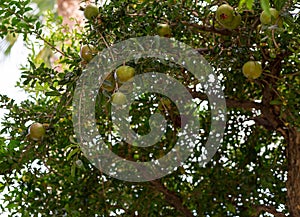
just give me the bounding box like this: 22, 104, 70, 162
242, 61, 262, 79
80, 45, 97, 62
221, 13, 241, 30
215, 4, 235, 26
84, 4, 99, 20
116, 65, 135, 83
157, 23, 171, 37
215, 4, 241, 30
27, 122, 46, 141
101, 73, 116, 92
260, 8, 280, 25
111, 92, 127, 105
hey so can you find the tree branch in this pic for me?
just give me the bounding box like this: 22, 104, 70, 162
226, 98, 262, 111
252, 205, 286, 217
181, 21, 232, 35
251, 116, 278, 130
190, 90, 262, 112
190, 90, 284, 133
150, 180, 194, 217
195, 47, 213, 55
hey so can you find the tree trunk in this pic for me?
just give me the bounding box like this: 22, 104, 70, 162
286, 128, 300, 216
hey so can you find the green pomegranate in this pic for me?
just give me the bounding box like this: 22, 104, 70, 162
222, 13, 241, 30
230, 13, 241, 29
101, 73, 115, 92
216, 4, 234, 26
116, 65, 135, 83
242, 61, 262, 79
28, 123, 45, 141
111, 92, 127, 105
157, 23, 171, 37
260, 8, 279, 25
80, 45, 97, 62
84, 4, 99, 20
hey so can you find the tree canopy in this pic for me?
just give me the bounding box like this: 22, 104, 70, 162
0, 0, 299, 216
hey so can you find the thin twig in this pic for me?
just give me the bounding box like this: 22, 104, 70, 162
99, 32, 115, 61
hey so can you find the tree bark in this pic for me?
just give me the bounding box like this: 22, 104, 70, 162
286, 128, 300, 216
260, 48, 299, 216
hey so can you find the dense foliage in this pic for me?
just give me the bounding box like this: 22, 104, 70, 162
0, 0, 299, 216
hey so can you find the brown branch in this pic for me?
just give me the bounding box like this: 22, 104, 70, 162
225, 99, 281, 131
181, 21, 232, 35
189, 91, 207, 100
196, 47, 213, 55
150, 180, 194, 217
226, 98, 262, 111
252, 205, 286, 217
286, 128, 300, 216
259, 79, 278, 129
190, 89, 284, 132
189, 84, 263, 112
252, 116, 277, 130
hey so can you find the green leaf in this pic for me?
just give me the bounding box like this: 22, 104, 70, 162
45, 91, 60, 96
0, 183, 5, 191
260, 0, 270, 14
69, 135, 78, 144
64, 143, 79, 151
270, 99, 282, 105
67, 148, 79, 161
227, 203, 236, 213
71, 161, 76, 177
246, 0, 254, 10
6, 202, 18, 210
238, 0, 247, 10
239, 0, 255, 10
274, 0, 287, 10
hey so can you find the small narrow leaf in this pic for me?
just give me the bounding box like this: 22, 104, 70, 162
246, 0, 254, 10
260, 0, 270, 15
67, 148, 79, 161
71, 162, 76, 177
238, 0, 247, 9
270, 99, 282, 105
274, 0, 287, 10
45, 91, 60, 96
